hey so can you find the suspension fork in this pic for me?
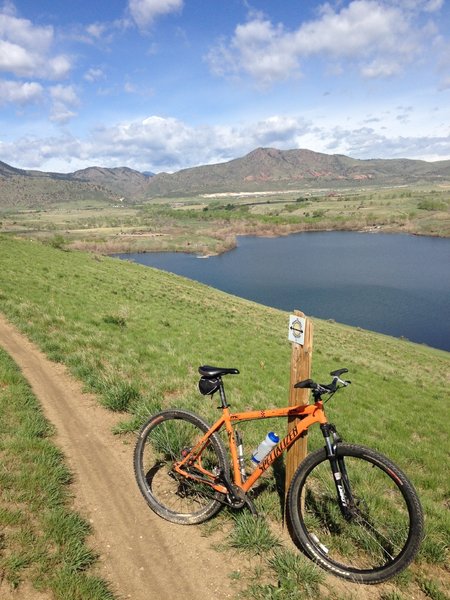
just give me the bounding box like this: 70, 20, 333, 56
320, 423, 354, 519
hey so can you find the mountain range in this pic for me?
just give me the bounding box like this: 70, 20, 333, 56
1, 148, 449, 208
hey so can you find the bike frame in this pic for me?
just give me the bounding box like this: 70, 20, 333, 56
173, 397, 329, 496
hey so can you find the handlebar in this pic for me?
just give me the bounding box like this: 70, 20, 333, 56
294, 368, 351, 399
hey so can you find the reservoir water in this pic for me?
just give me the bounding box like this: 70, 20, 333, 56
117, 232, 450, 352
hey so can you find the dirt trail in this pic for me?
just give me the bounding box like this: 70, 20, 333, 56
0, 314, 237, 600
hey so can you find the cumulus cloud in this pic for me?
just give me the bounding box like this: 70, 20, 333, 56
0, 79, 43, 105
49, 84, 80, 123
86, 23, 109, 39
2, 112, 448, 173
84, 67, 105, 82
86, 114, 315, 170
325, 125, 450, 161
0, 132, 85, 170
207, 16, 301, 86
0, 114, 312, 172
396, 0, 444, 12
206, 0, 441, 86
80, 19, 127, 45
128, 0, 183, 29
0, 111, 450, 172
0, 5, 71, 79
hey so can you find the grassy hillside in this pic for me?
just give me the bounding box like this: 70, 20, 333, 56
0, 161, 148, 207
0, 173, 120, 209
0, 236, 449, 599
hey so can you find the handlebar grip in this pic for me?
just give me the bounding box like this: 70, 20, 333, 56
330, 368, 348, 377
294, 379, 315, 389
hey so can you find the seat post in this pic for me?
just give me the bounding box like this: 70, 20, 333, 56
218, 378, 229, 409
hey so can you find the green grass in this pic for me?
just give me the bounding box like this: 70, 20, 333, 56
0, 235, 449, 599
0, 345, 115, 599
418, 577, 449, 600
245, 549, 325, 599
380, 593, 405, 600
228, 513, 281, 554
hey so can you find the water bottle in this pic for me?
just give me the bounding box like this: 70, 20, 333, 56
251, 432, 279, 464
235, 429, 247, 481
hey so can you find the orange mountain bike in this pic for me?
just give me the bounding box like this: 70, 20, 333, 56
134, 366, 423, 584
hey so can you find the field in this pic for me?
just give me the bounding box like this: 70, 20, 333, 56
1, 185, 449, 256
0, 235, 449, 599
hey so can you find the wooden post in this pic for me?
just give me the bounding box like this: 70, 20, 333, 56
285, 310, 313, 498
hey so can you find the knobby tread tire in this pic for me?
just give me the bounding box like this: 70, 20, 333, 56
134, 409, 229, 525
287, 443, 424, 584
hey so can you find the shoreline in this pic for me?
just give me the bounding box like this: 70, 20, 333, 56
99, 222, 449, 259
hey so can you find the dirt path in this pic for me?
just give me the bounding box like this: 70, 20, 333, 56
0, 314, 238, 600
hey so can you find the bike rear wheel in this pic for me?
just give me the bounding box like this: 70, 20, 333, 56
288, 443, 423, 583
134, 409, 228, 524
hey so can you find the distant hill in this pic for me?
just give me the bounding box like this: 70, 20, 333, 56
0, 161, 151, 208
71, 166, 150, 198
1, 148, 449, 208
143, 148, 450, 196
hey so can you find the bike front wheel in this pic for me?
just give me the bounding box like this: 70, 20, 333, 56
288, 443, 424, 584
134, 409, 229, 525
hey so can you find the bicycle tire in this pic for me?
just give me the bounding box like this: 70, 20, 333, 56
287, 443, 424, 583
134, 409, 229, 525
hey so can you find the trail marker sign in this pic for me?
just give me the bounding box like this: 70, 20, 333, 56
288, 314, 305, 346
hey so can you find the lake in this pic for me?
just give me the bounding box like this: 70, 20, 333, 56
117, 232, 450, 352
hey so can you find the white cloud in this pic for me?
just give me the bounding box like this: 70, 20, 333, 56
325, 125, 450, 160
207, 0, 442, 86
84, 67, 105, 82
0, 40, 36, 75
49, 84, 80, 123
86, 114, 314, 170
128, 0, 183, 29
293, 1, 413, 58
394, 0, 444, 12
0, 4, 71, 79
0, 79, 43, 105
0, 114, 311, 172
3, 112, 449, 174
207, 17, 300, 87
360, 60, 402, 78
86, 23, 108, 39
50, 84, 78, 105
47, 55, 72, 80
81, 19, 126, 45
423, 0, 444, 11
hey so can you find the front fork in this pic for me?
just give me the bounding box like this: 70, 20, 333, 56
320, 423, 354, 519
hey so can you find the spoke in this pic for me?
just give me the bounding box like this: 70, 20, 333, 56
351, 511, 397, 561
302, 455, 410, 570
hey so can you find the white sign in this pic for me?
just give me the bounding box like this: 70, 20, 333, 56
288, 315, 305, 345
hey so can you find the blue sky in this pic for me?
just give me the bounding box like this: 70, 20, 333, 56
0, 0, 449, 173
